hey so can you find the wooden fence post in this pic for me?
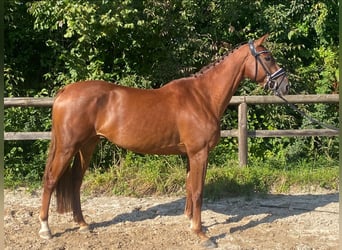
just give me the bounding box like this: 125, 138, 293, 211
238, 101, 248, 167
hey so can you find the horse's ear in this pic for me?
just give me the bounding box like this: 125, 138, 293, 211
255, 34, 269, 46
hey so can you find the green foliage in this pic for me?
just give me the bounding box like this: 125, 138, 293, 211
4, 140, 49, 188
81, 155, 338, 198
83, 152, 187, 197
4, 0, 339, 189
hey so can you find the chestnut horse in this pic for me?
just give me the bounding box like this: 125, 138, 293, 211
39, 34, 289, 247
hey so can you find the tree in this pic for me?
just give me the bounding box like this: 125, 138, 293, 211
4, 1, 339, 184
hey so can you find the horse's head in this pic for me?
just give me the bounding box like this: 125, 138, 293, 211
244, 34, 289, 96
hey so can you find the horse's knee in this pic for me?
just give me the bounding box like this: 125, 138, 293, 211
192, 191, 203, 207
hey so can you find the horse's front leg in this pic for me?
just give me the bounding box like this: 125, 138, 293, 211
187, 149, 217, 248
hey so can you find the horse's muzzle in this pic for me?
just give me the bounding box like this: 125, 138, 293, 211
264, 68, 289, 96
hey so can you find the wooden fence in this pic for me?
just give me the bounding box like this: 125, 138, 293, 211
4, 94, 339, 166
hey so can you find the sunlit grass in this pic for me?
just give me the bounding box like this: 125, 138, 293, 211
5, 150, 338, 198
81, 154, 338, 198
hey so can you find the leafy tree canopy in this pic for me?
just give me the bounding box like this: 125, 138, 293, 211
4, 0, 339, 184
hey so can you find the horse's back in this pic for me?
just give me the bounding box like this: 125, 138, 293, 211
55, 80, 118, 100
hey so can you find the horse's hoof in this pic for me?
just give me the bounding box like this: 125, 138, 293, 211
79, 225, 90, 233
39, 229, 52, 240
201, 238, 217, 249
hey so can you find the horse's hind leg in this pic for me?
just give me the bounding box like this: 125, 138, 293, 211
39, 137, 99, 239
39, 139, 78, 239
71, 137, 99, 231
184, 159, 193, 219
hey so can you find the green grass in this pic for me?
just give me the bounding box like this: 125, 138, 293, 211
82, 154, 187, 197
81, 154, 338, 198
5, 152, 338, 198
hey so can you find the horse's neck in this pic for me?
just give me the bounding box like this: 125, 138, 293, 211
198, 47, 248, 117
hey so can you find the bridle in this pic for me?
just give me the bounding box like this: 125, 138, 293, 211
248, 40, 287, 95
248, 40, 338, 131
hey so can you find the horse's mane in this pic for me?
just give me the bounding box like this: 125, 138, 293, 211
193, 42, 246, 77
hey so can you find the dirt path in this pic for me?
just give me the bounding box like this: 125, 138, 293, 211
4, 189, 339, 249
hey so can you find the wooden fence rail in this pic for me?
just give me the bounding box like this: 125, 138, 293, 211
4, 94, 339, 166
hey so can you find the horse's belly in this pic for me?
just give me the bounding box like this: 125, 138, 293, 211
118, 138, 186, 155
132, 144, 186, 155
100, 129, 186, 155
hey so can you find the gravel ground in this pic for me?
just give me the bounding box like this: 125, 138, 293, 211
4, 188, 339, 249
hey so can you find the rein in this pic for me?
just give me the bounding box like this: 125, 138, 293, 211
277, 95, 339, 131
248, 40, 286, 95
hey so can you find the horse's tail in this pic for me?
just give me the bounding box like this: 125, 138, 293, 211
55, 151, 82, 214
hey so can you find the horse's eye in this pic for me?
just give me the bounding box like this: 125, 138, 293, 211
265, 56, 271, 61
